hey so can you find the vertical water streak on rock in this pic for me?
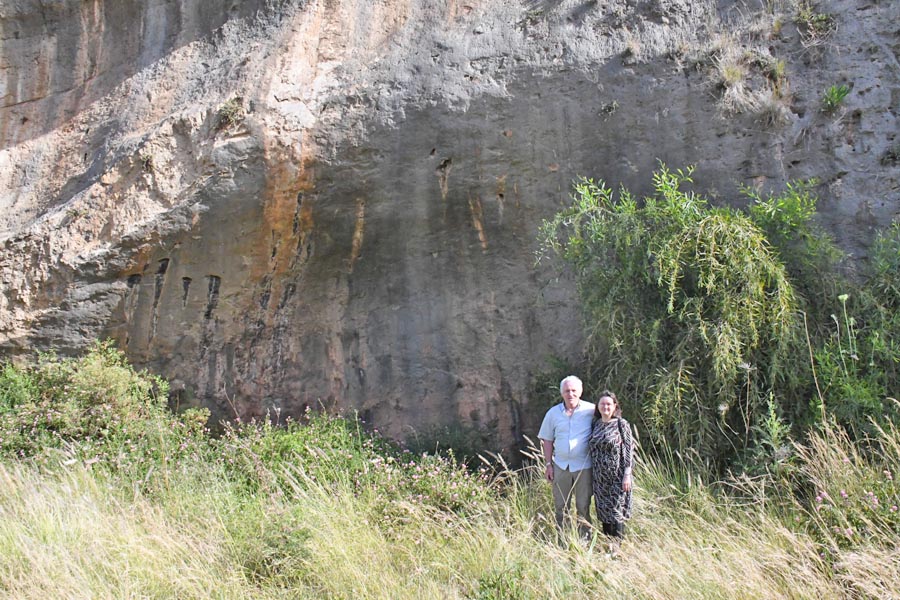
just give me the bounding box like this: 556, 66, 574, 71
437, 157, 452, 201
348, 196, 366, 273
123, 273, 143, 347
149, 257, 170, 342
495, 174, 506, 223
468, 193, 488, 250
76, 0, 104, 96
204, 274, 221, 320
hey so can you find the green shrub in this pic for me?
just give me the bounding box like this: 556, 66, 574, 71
0, 341, 210, 481
745, 180, 843, 330
214, 410, 496, 515
869, 221, 900, 304
405, 422, 494, 467
540, 165, 802, 462
0, 363, 38, 410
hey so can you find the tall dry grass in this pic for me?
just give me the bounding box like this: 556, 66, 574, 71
0, 463, 252, 599
3, 423, 898, 599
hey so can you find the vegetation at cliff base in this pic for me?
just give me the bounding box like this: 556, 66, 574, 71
1, 340, 899, 598
540, 165, 900, 473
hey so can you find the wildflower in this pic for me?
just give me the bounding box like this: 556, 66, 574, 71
884, 470, 893, 481
891, 506, 898, 512
840, 489, 848, 498
844, 528, 853, 537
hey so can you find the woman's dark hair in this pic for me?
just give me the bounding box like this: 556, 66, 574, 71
594, 390, 622, 419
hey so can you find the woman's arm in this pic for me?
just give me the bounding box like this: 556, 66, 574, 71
621, 419, 634, 492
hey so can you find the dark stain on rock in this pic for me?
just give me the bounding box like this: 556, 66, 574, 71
181, 277, 192, 307
205, 275, 221, 319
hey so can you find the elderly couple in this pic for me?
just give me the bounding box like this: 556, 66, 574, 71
538, 375, 634, 542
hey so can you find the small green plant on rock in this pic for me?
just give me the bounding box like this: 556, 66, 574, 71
821, 84, 850, 113
599, 100, 619, 119
140, 153, 154, 173
217, 97, 245, 130
796, 2, 835, 46
763, 57, 786, 83
880, 143, 900, 166
65, 207, 86, 220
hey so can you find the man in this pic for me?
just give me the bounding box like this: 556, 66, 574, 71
538, 375, 595, 538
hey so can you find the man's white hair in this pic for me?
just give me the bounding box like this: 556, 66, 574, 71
559, 375, 583, 394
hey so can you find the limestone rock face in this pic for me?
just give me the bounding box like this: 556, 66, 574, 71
2, 0, 899, 453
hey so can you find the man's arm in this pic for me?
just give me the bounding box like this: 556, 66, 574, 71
541, 438, 554, 482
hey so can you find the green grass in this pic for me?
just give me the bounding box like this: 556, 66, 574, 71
2, 423, 897, 598
0, 346, 897, 598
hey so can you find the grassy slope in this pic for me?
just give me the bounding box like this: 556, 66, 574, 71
1, 419, 897, 599
0, 339, 897, 599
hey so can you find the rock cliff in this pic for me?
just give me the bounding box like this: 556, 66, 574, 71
2, 0, 898, 454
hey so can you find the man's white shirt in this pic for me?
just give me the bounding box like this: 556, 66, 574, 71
538, 401, 596, 472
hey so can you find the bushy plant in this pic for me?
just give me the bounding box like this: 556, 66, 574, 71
812, 294, 899, 432
215, 409, 496, 516
539, 164, 900, 470
540, 165, 802, 462
745, 180, 843, 328
405, 422, 496, 467
0, 362, 38, 410
798, 223, 900, 435
744, 395, 795, 476
0, 341, 209, 481
868, 221, 900, 305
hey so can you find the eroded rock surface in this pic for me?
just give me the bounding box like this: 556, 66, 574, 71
2, 0, 898, 454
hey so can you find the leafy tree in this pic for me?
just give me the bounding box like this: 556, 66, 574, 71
540, 165, 804, 462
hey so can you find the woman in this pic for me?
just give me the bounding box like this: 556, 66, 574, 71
589, 390, 634, 542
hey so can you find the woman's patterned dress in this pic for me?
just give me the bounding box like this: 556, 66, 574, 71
589, 417, 634, 524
